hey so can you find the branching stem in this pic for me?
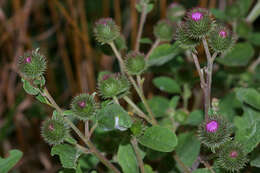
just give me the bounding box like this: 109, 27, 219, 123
135, 3, 147, 52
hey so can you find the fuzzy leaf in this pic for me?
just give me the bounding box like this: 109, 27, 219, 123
51, 144, 82, 169
217, 42, 254, 66
235, 88, 260, 110
153, 76, 181, 94
0, 150, 23, 173
138, 126, 178, 152
117, 144, 139, 173
175, 132, 200, 167
22, 79, 40, 95
144, 164, 155, 173
148, 43, 180, 66
251, 153, 260, 168
97, 104, 133, 131
140, 96, 170, 118
185, 110, 203, 126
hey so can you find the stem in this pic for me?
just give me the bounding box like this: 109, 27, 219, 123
198, 156, 216, 173
248, 53, 260, 73
135, 3, 147, 52
246, 0, 260, 23
173, 153, 191, 173
131, 137, 145, 173
145, 39, 160, 59
42, 87, 121, 173
113, 96, 120, 104
109, 42, 125, 73
109, 42, 157, 125
75, 144, 90, 154
123, 96, 153, 124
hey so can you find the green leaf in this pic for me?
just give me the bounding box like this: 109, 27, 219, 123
144, 164, 155, 173
169, 96, 180, 110
139, 38, 153, 44
97, 104, 133, 131
0, 149, 23, 173
117, 144, 139, 173
193, 168, 211, 173
185, 110, 203, 126
78, 155, 99, 171
138, 126, 178, 152
235, 88, 260, 110
238, 0, 253, 16
36, 94, 49, 104
22, 79, 40, 95
148, 43, 180, 66
153, 77, 181, 94
210, 8, 227, 20
251, 153, 260, 168
140, 96, 170, 118
51, 144, 82, 169
248, 32, 260, 46
175, 132, 200, 167
217, 42, 254, 66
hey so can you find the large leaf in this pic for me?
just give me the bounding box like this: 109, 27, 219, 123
148, 43, 180, 66
138, 126, 178, 152
251, 153, 260, 168
217, 42, 254, 66
0, 149, 23, 173
235, 88, 260, 110
97, 104, 133, 131
51, 144, 82, 169
117, 144, 139, 173
153, 77, 181, 94
248, 32, 260, 46
238, 0, 253, 16
175, 132, 200, 167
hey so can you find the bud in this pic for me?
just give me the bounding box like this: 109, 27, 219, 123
70, 93, 98, 121
18, 48, 47, 79
216, 141, 248, 172
185, 8, 214, 39
166, 3, 185, 23
41, 118, 69, 145
94, 18, 120, 44
198, 114, 232, 150
153, 20, 174, 41
125, 52, 146, 75
175, 23, 198, 49
208, 25, 234, 53
98, 73, 130, 99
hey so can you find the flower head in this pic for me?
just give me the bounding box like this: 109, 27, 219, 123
191, 11, 203, 21
206, 120, 218, 132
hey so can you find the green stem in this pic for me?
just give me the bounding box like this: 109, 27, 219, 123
123, 96, 153, 124
173, 153, 191, 173
42, 87, 121, 173
131, 137, 145, 173
246, 0, 260, 23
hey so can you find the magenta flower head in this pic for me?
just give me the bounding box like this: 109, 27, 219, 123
208, 24, 234, 53
18, 48, 47, 79
216, 141, 248, 172
166, 3, 185, 22
71, 93, 98, 121
185, 8, 214, 39
94, 18, 120, 44
198, 114, 232, 150
206, 120, 218, 132
191, 11, 203, 21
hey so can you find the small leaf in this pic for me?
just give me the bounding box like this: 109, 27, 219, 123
78, 155, 99, 171
22, 79, 40, 95
36, 94, 49, 104
148, 43, 180, 66
217, 42, 254, 66
235, 88, 260, 110
175, 132, 200, 167
144, 164, 155, 173
138, 126, 178, 152
153, 76, 181, 94
117, 144, 139, 173
51, 144, 82, 169
97, 104, 133, 131
139, 38, 153, 44
169, 96, 180, 110
0, 149, 23, 173
185, 110, 203, 126
251, 153, 260, 168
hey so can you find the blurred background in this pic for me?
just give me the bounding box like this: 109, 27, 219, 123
0, 0, 259, 172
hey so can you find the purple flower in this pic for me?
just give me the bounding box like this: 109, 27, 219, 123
219, 30, 227, 38
48, 123, 54, 131
206, 120, 218, 133
229, 150, 238, 158
191, 12, 203, 21
78, 101, 86, 108
25, 56, 32, 63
